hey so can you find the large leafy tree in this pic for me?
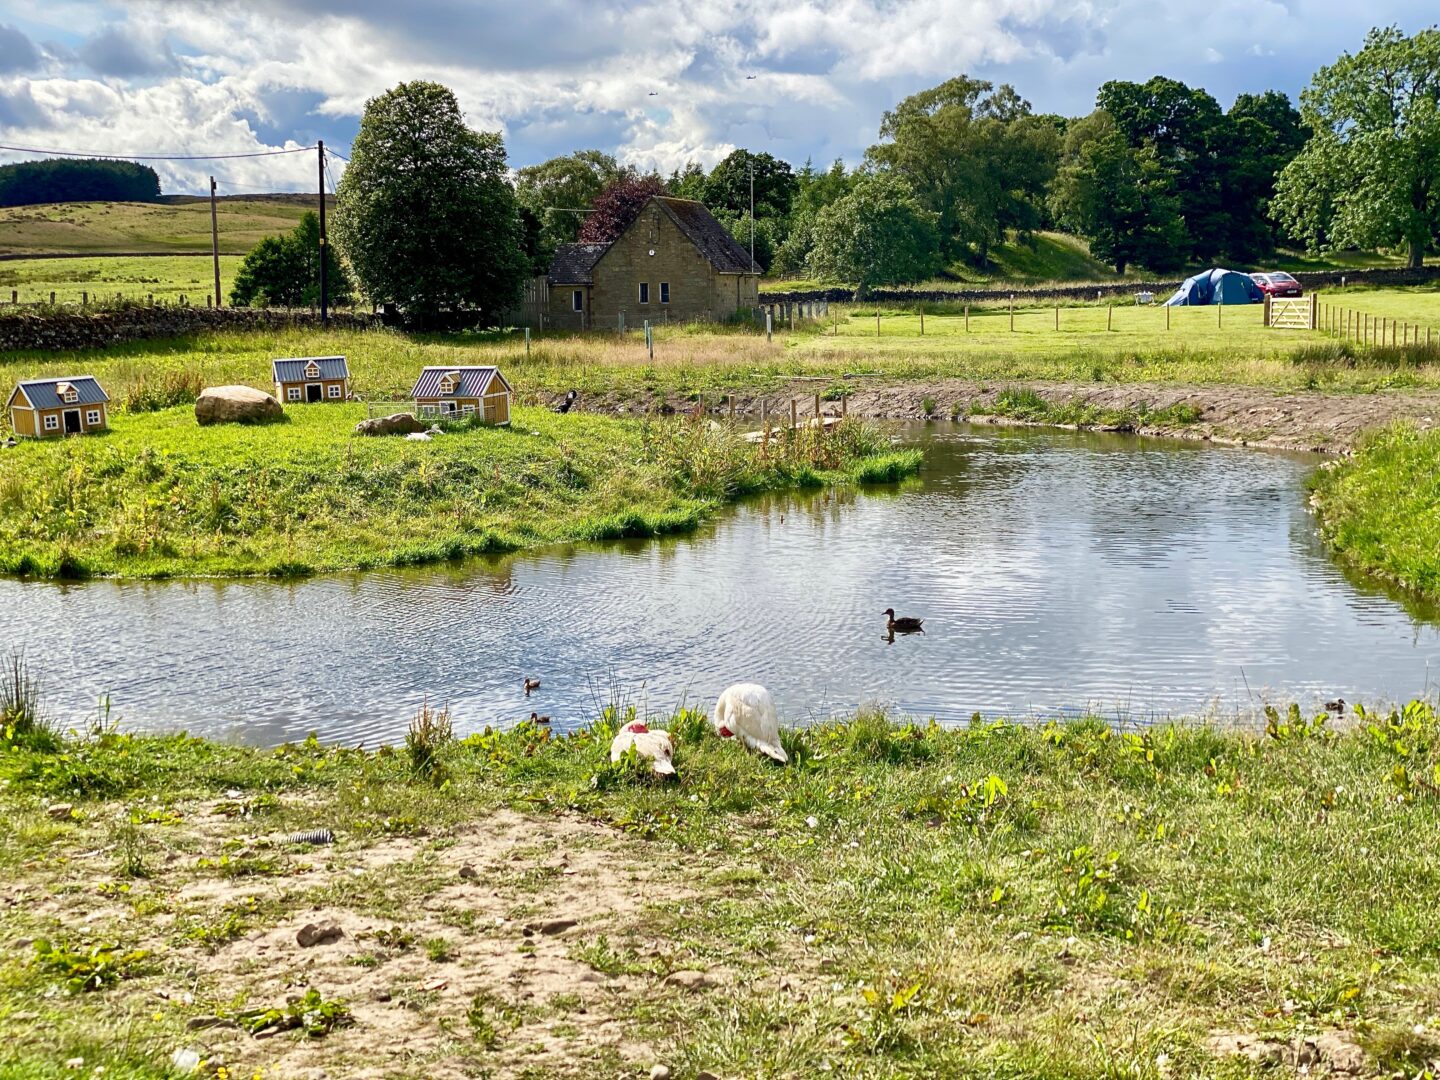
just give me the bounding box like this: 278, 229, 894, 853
1222, 91, 1308, 260
577, 174, 666, 243
1049, 111, 1185, 274
230, 211, 354, 308
334, 81, 528, 321
515, 150, 621, 250
865, 76, 1058, 263
702, 150, 797, 220
806, 173, 940, 295
1274, 26, 1440, 267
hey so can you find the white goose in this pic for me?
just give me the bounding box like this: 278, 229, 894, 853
609, 719, 676, 777
712, 683, 788, 764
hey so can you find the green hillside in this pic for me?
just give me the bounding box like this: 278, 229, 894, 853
0, 195, 326, 256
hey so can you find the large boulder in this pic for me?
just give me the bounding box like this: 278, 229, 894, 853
195, 385, 284, 426
354, 412, 426, 436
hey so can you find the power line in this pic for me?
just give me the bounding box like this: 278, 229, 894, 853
0, 143, 317, 161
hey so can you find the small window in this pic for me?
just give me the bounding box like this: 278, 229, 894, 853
328, 384, 342, 399
43, 414, 58, 431
461, 404, 476, 415
61, 388, 78, 404
638, 282, 650, 304
572, 289, 584, 312
304, 362, 320, 379
441, 401, 457, 414
660, 282, 670, 304
287, 387, 301, 402
86, 409, 101, 426
420, 405, 438, 417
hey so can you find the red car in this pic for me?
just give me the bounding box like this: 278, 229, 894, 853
1250, 271, 1303, 298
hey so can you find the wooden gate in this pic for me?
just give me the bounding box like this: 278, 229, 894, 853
1265, 295, 1318, 330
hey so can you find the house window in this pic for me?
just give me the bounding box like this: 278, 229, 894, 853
441, 401, 457, 415
438, 377, 456, 395
461, 404, 475, 415
328, 384, 342, 399
43, 414, 58, 431
86, 409, 101, 426
59, 386, 78, 403
572, 289, 584, 312
419, 405, 438, 417
304, 363, 320, 379
660, 282, 670, 304
638, 282, 650, 304
287, 387, 301, 402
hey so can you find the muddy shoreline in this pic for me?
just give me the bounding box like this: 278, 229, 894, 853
552, 379, 1440, 454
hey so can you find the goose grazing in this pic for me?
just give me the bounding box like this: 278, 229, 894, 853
529, 711, 551, 724
884, 608, 924, 634
712, 683, 788, 764
610, 719, 675, 777
524, 677, 541, 696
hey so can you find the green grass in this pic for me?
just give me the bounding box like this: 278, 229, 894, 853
3, 698, 1440, 1077
0, 254, 246, 305
0, 405, 918, 578
1310, 423, 1440, 600
0, 197, 319, 256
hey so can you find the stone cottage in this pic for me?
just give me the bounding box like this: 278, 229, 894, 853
546, 197, 759, 330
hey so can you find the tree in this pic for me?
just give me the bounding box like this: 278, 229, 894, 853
806, 173, 940, 295
578, 173, 666, 243
334, 81, 528, 321
702, 150, 797, 220
1274, 26, 1440, 267
515, 150, 621, 250
1222, 91, 1308, 260
230, 211, 354, 308
0, 158, 160, 206
865, 76, 1058, 263
1049, 112, 1185, 274
666, 161, 707, 202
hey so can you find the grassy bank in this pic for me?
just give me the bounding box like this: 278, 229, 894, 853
0, 254, 246, 306
3, 693, 1440, 1078
1310, 423, 1440, 600
0, 198, 316, 256
0, 405, 917, 579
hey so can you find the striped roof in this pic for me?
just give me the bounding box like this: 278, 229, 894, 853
272, 356, 349, 383
410, 366, 513, 399
8, 375, 109, 410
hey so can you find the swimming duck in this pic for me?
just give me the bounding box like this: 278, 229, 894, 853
884, 609, 925, 633
524, 677, 541, 696
610, 719, 676, 777
529, 711, 551, 724
712, 683, 788, 764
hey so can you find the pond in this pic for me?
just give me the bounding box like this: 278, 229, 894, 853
5, 423, 1438, 746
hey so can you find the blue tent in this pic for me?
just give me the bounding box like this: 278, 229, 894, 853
1164, 268, 1264, 306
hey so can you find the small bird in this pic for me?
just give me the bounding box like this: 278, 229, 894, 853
529, 711, 551, 724
610, 718, 675, 776
884, 608, 924, 633
554, 389, 578, 414
1324, 698, 1346, 714
712, 683, 787, 764
746, 74, 757, 80
648, 91, 658, 96
524, 677, 541, 696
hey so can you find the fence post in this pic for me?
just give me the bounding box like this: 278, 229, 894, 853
1107, 304, 1112, 332
49, 291, 56, 305
1263, 295, 1271, 327
1054, 304, 1059, 331
964, 304, 970, 333
1310, 293, 1318, 331
814, 393, 820, 419
919, 310, 924, 335
8, 290, 14, 304
525, 327, 531, 356
729, 394, 735, 420
1165, 304, 1170, 331
841, 393, 847, 417
1009, 295, 1014, 332
765, 309, 772, 343
790, 398, 797, 429
876, 312, 881, 336
618, 311, 624, 333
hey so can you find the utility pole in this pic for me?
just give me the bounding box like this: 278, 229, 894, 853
318, 140, 329, 325
209, 177, 221, 308
749, 158, 755, 273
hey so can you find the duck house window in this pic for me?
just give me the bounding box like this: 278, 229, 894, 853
638, 282, 649, 304
43, 414, 58, 430
304, 362, 321, 379
660, 282, 670, 304
572, 289, 584, 312
287, 387, 301, 402
328, 384, 342, 399
438, 378, 456, 395
86, 409, 101, 426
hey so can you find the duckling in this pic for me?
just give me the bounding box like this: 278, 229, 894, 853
524, 677, 541, 696
1324, 698, 1346, 714
529, 711, 551, 724
884, 608, 925, 634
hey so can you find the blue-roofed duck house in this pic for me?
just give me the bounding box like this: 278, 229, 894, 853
272, 356, 351, 404
410, 366, 512, 426
7, 376, 110, 438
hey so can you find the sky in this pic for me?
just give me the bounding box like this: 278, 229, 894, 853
0, 0, 1435, 195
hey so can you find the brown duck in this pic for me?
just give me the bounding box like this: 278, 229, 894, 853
884, 608, 924, 633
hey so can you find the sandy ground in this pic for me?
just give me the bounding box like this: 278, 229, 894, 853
565, 381, 1440, 454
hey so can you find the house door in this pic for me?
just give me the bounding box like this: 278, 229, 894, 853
306, 384, 322, 403
63, 410, 81, 434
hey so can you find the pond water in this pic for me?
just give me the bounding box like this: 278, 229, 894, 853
5, 423, 1438, 746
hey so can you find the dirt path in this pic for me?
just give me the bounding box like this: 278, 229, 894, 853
567, 380, 1440, 453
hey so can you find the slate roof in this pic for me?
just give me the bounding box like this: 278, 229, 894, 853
547, 243, 609, 285
272, 356, 349, 383
410, 366, 513, 399
8, 375, 109, 410
652, 197, 757, 274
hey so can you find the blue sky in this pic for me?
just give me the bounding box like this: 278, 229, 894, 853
0, 0, 1435, 195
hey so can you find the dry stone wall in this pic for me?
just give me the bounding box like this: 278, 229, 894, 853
0, 307, 379, 353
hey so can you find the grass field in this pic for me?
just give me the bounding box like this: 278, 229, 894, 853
0, 254, 244, 305
3, 690, 1440, 1078
0, 404, 917, 578
0, 197, 318, 256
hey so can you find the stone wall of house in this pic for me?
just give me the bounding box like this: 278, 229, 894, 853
0, 307, 378, 353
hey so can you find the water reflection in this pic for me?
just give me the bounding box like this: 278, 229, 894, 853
4, 423, 1438, 746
